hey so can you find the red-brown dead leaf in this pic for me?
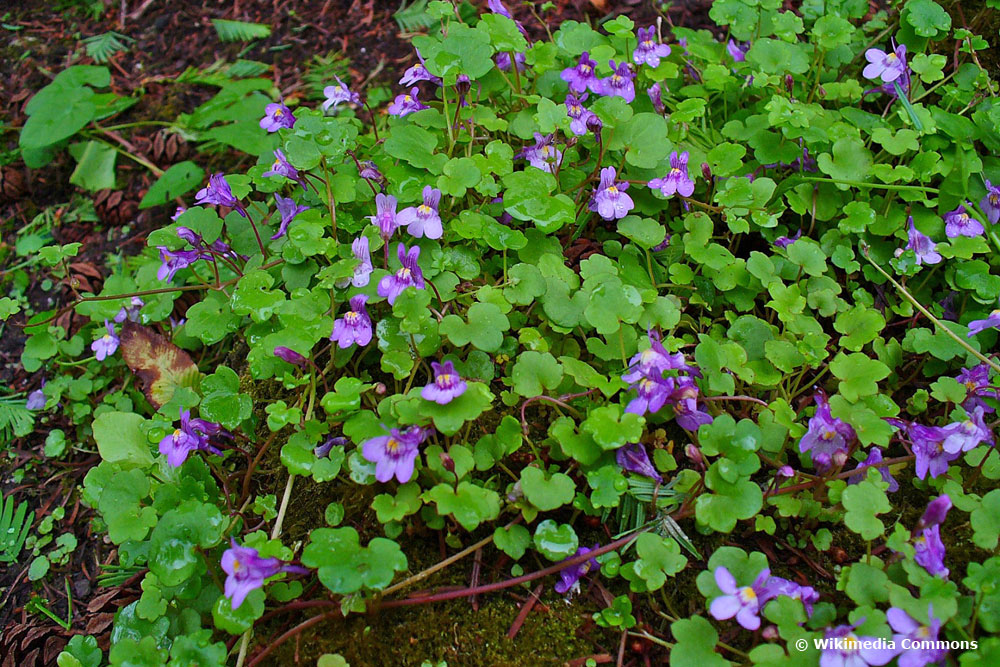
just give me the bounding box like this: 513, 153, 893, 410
119, 321, 200, 408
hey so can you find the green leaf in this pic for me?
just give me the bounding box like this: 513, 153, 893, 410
494, 524, 531, 560
423, 482, 501, 530
618, 216, 667, 249
842, 475, 891, 540
670, 616, 729, 667
532, 519, 579, 561
511, 351, 563, 397
581, 405, 645, 450
501, 171, 575, 233
834, 306, 886, 352
438, 302, 509, 352
93, 411, 153, 468
587, 465, 627, 508
817, 138, 873, 189
520, 466, 576, 511
903, 0, 951, 38
971, 490, 1000, 550
830, 353, 891, 402
68, 141, 117, 191
384, 125, 439, 170
140, 161, 205, 209
631, 533, 687, 591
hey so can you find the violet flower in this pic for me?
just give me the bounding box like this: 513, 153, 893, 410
554, 546, 600, 596
359, 161, 384, 184
956, 363, 998, 412
369, 193, 400, 242
519, 132, 562, 173
195, 173, 246, 217
495, 51, 527, 72
647, 83, 665, 114
981, 179, 1000, 224
944, 204, 984, 238
114, 296, 145, 323
157, 247, 202, 283
171, 206, 186, 222
622, 329, 694, 383
260, 101, 295, 132
398, 186, 444, 239
798, 390, 855, 472
331, 294, 373, 349
727, 39, 749, 63
757, 576, 819, 616
399, 50, 442, 86
274, 346, 307, 367
388, 87, 430, 117
272, 194, 309, 240
906, 218, 941, 266
361, 426, 423, 483
91, 320, 119, 361
670, 378, 714, 431
616, 442, 662, 482
222, 540, 306, 610
914, 524, 949, 577
158, 409, 225, 467
967, 306, 1000, 337
315, 436, 348, 459
848, 448, 899, 492
421, 360, 467, 405
322, 75, 362, 112
819, 624, 897, 667
597, 60, 635, 103
708, 565, 769, 630
775, 230, 802, 248
263, 149, 305, 189
863, 41, 908, 83
561, 52, 600, 94
648, 151, 695, 198
336, 236, 374, 289
378, 243, 425, 305
917, 495, 952, 532
888, 606, 946, 667
633, 26, 671, 68
589, 166, 634, 220
909, 423, 961, 480
26, 380, 46, 411
941, 405, 994, 453
625, 377, 672, 416
565, 93, 597, 136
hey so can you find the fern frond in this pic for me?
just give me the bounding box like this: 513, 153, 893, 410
0, 397, 35, 441
211, 19, 272, 43
394, 0, 435, 33
0, 494, 33, 563
82, 31, 133, 64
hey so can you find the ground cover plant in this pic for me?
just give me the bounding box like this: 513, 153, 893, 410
5, 0, 1000, 664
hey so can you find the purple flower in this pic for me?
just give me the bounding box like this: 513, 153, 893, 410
156, 247, 202, 283
399, 50, 442, 86
589, 167, 634, 220
222, 540, 306, 610
91, 320, 119, 361
647, 83, 665, 114
195, 173, 246, 217
388, 87, 429, 117
495, 51, 527, 72
322, 75, 361, 112
708, 566, 769, 630
359, 161, 384, 183
26, 379, 46, 411
487, 0, 513, 19
967, 306, 1000, 337
377, 244, 425, 305
421, 360, 467, 405
616, 442, 662, 482
727, 40, 749, 63
798, 390, 856, 473
337, 236, 374, 289
331, 294, 373, 349
561, 52, 600, 94
944, 204, 984, 238
888, 606, 945, 667
565, 93, 597, 136
625, 377, 672, 416
398, 186, 444, 240
917, 495, 952, 531
863, 41, 908, 83
941, 405, 994, 453
633, 26, 671, 68
914, 524, 948, 577
670, 378, 714, 431
263, 149, 304, 188
597, 60, 635, 103
956, 363, 998, 412
272, 194, 309, 240
315, 436, 348, 459
171, 206, 186, 222
519, 132, 562, 173
981, 179, 1000, 224
623, 329, 695, 383
554, 546, 600, 596
775, 230, 802, 248
158, 409, 225, 467
906, 218, 941, 266
260, 101, 295, 132
274, 346, 307, 367
848, 448, 899, 492
758, 576, 819, 616
909, 423, 961, 479
362, 426, 423, 483
369, 193, 400, 242
648, 151, 695, 198
819, 624, 897, 667
114, 296, 145, 323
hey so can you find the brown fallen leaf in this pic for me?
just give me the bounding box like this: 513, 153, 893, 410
120, 321, 201, 408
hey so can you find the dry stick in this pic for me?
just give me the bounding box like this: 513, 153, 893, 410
860, 242, 1000, 375
506, 583, 544, 639
380, 530, 497, 597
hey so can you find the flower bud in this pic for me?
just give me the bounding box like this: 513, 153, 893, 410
784, 74, 794, 95
314, 436, 348, 458
586, 114, 603, 137
831, 449, 849, 469
439, 451, 456, 473
176, 226, 200, 245
701, 162, 712, 181
274, 346, 307, 367
685, 443, 706, 470
455, 74, 471, 97
374, 382, 387, 395
507, 480, 523, 503
762, 625, 780, 641
777, 465, 794, 478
